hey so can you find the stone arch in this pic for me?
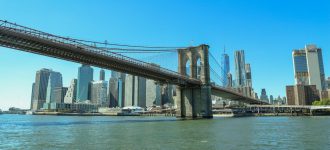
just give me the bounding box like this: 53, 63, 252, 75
185, 59, 191, 77
177, 44, 210, 83
196, 57, 201, 80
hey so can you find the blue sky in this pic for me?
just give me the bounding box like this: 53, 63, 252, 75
0, 0, 329, 110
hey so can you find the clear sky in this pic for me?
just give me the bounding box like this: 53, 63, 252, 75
0, 0, 329, 110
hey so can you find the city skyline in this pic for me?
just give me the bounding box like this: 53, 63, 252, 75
1, 0, 330, 110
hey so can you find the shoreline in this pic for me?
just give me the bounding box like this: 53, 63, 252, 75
25, 112, 330, 117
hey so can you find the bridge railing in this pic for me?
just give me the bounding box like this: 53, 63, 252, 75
0, 20, 199, 84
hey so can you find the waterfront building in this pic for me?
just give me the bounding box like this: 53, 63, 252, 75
286, 85, 319, 105
124, 75, 146, 107
221, 52, 230, 87
234, 50, 246, 87
269, 95, 274, 104
146, 79, 161, 107
43, 103, 100, 113
162, 84, 175, 106
260, 89, 269, 102
46, 71, 63, 103
76, 64, 93, 102
99, 69, 105, 81
31, 68, 51, 110
109, 71, 126, 107
53, 87, 68, 103
91, 80, 108, 106
64, 79, 77, 103
283, 97, 287, 104
292, 45, 326, 91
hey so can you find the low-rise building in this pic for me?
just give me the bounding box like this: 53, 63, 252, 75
286, 85, 320, 105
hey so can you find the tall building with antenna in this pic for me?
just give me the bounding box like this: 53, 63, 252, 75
221, 46, 230, 87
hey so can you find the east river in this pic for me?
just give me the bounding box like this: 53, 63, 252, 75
0, 114, 329, 150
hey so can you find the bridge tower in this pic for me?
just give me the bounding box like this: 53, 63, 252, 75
176, 44, 213, 118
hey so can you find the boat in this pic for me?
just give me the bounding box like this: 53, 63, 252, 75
117, 106, 145, 116
25, 110, 34, 115
213, 109, 254, 117
213, 109, 235, 117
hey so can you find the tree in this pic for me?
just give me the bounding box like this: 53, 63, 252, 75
312, 99, 330, 106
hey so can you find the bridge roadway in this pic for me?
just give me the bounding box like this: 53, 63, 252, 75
0, 20, 267, 105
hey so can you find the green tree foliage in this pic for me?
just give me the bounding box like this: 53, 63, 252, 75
312, 99, 330, 105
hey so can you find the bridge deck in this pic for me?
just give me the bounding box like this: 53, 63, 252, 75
0, 20, 200, 86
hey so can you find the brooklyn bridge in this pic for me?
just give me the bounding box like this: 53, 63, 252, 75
0, 20, 268, 118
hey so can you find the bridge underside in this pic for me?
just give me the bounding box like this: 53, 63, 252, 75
211, 86, 269, 105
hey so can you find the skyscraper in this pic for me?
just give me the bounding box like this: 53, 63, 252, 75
292, 45, 326, 91
227, 73, 233, 88
109, 71, 126, 108
124, 75, 146, 107
292, 50, 309, 85
260, 88, 268, 102
255, 93, 259, 99
91, 80, 108, 106
305, 45, 326, 91
245, 64, 252, 88
99, 69, 105, 81
327, 77, 330, 90
64, 79, 78, 103
76, 64, 93, 102
124, 75, 134, 107
30, 83, 35, 110
234, 50, 246, 87
221, 52, 230, 87
46, 71, 63, 103
31, 68, 51, 110
146, 79, 161, 107
117, 77, 125, 107
53, 87, 68, 103
269, 95, 274, 104
135, 76, 146, 107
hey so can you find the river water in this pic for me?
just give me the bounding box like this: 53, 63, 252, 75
0, 114, 329, 150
